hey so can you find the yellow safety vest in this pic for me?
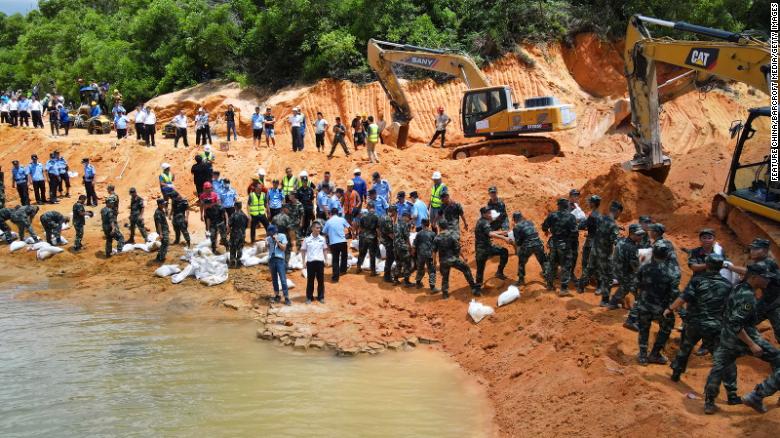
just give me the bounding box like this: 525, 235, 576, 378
368, 123, 379, 143
282, 175, 297, 195
249, 192, 266, 216
200, 151, 214, 161
430, 184, 445, 208
161, 172, 173, 184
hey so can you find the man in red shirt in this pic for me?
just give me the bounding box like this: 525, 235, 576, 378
199, 181, 220, 221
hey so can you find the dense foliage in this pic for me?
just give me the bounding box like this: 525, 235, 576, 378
0, 0, 768, 105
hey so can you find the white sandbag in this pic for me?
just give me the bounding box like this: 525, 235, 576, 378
409, 232, 416, 247
24, 237, 36, 244
325, 253, 332, 267
376, 260, 385, 272
37, 246, 64, 260
197, 247, 213, 257
196, 238, 212, 249
155, 264, 181, 277
347, 255, 358, 267
571, 203, 587, 221
133, 243, 151, 252
637, 248, 653, 266
148, 240, 161, 251
350, 240, 359, 250
67, 170, 78, 178
57, 236, 68, 245
61, 223, 70, 231
258, 254, 269, 264
9, 241, 27, 252
497, 285, 521, 307
146, 232, 159, 243
31, 241, 52, 251
241, 246, 256, 260
200, 273, 228, 286
121, 243, 135, 253
171, 264, 195, 284
489, 209, 500, 221
379, 244, 386, 259
242, 256, 262, 267
468, 299, 494, 323
213, 253, 229, 264
288, 252, 304, 270
255, 240, 267, 252
286, 278, 295, 289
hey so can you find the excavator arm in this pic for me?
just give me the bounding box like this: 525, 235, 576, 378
624, 15, 770, 181
367, 39, 491, 147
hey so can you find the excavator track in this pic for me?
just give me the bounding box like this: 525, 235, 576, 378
450, 136, 561, 160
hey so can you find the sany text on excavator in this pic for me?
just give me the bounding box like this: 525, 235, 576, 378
367, 39, 576, 159
620, 15, 776, 252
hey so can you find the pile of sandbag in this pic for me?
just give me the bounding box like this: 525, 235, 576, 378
468, 299, 494, 323
121, 233, 162, 253
169, 249, 229, 286
29, 241, 64, 260
239, 242, 269, 267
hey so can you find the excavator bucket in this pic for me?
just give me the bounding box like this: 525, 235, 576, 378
622, 159, 671, 183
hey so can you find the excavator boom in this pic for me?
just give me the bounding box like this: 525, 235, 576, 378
623, 15, 770, 181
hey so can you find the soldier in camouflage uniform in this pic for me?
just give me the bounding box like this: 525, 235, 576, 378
203, 198, 228, 254
72, 195, 89, 251
578, 195, 601, 285
579, 201, 622, 305
272, 204, 293, 267
510, 211, 547, 286
704, 262, 780, 415
440, 193, 468, 236
394, 211, 414, 286
542, 198, 578, 295
433, 219, 480, 299
686, 228, 722, 278
638, 216, 652, 249
379, 205, 397, 282
0, 207, 14, 243
11, 204, 39, 242
636, 241, 678, 366
474, 207, 509, 286
153, 198, 169, 262
414, 218, 438, 291
356, 201, 380, 275
101, 199, 123, 257
648, 223, 680, 283
170, 192, 191, 247
106, 184, 119, 214
607, 224, 644, 309
666, 254, 739, 405
228, 201, 248, 268
39, 210, 69, 245
486, 186, 508, 231
127, 188, 149, 243
287, 192, 305, 254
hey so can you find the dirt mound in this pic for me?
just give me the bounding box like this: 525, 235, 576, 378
581, 164, 678, 218
562, 33, 626, 98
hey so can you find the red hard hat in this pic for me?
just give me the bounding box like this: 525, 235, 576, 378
437, 106, 444, 112
203, 182, 212, 190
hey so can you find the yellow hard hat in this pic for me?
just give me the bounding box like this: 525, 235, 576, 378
91, 101, 96, 105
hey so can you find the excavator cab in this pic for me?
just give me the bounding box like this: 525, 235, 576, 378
462, 87, 510, 136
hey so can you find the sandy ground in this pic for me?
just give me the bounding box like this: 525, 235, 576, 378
0, 34, 777, 437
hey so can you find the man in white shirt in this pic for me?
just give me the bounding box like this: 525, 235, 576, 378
172, 110, 189, 148
134, 105, 146, 141
144, 108, 157, 147
427, 106, 451, 148
301, 221, 329, 303
9, 97, 18, 126
288, 107, 304, 152
195, 108, 212, 146
314, 112, 328, 153
30, 97, 44, 129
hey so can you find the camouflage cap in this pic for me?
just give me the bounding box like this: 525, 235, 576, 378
639, 215, 652, 224
698, 228, 715, 237
556, 198, 569, 207
569, 189, 580, 196
749, 238, 770, 249
512, 211, 523, 221
157, 198, 167, 205
652, 240, 671, 259
628, 223, 645, 235
746, 261, 775, 279
488, 186, 497, 193
609, 200, 624, 211
649, 223, 665, 234
588, 195, 601, 204
705, 253, 725, 270
480, 207, 489, 214
129, 187, 137, 193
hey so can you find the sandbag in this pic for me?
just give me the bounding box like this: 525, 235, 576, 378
350, 240, 359, 250
637, 248, 653, 266
288, 252, 304, 270
241, 246, 256, 260
24, 237, 36, 244
61, 223, 70, 231
57, 236, 68, 245
258, 254, 269, 264
255, 240, 267, 252
195, 239, 212, 249
133, 243, 151, 252
242, 256, 262, 267
146, 232, 159, 243
200, 273, 228, 286
325, 253, 332, 267
571, 204, 587, 221
171, 264, 195, 284
379, 244, 386, 259
155, 264, 181, 277
37, 246, 64, 260
31, 241, 52, 251
121, 243, 135, 253
347, 255, 358, 267
196, 247, 213, 257
9, 241, 27, 252
286, 278, 295, 289
497, 285, 521, 307
468, 299, 494, 323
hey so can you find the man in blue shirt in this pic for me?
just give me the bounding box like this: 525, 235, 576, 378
90, 101, 102, 118
410, 191, 428, 231
82, 158, 98, 206
395, 191, 413, 218
266, 225, 291, 306
18, 96, 30, 127
44, 153, 60, 204
352, 168, 367, 204
114, 110, 129, 139
27, 154, 46, 204
268, 179, 285, 220
329, 189, 344, 217
55, 151, 70, 198
211, 170, 224, 194
316, 185, 331, 220
322, 208, 350, 282
11, 160, 29, 206
368, 189, 388, 217
251, 106, 264, 148
219, 178, 238, 216
371, 171, 392, 202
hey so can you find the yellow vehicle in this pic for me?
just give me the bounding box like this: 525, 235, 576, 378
367, 39, 576, 159
621, 15, 775, 249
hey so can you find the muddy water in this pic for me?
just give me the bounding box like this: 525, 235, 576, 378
0, 289, 491, 437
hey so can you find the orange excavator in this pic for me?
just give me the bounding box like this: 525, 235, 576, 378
367, 39, 576, 159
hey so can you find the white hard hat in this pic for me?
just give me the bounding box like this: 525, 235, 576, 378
293, 106, 300, 112
258, 168, 266, 176
204, 144, 211, 151
432, 171, 441, 179
299, 170, 308, 178
353, 168, 361, 175
161, 163, 171, 170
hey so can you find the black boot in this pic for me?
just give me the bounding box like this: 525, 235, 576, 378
472, 285, 482, 296
742, 391, 767, 413
704, 397, 717, 415
726, 393, 743, 405
495, 271, 507, 280
648, 349, 668, 365
637, 348, 648, 366
402, 278, 414, 288
670, 368, 682, 382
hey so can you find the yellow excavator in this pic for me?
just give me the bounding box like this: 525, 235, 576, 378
367, 39, 576, 159
620, 15, 776, 249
